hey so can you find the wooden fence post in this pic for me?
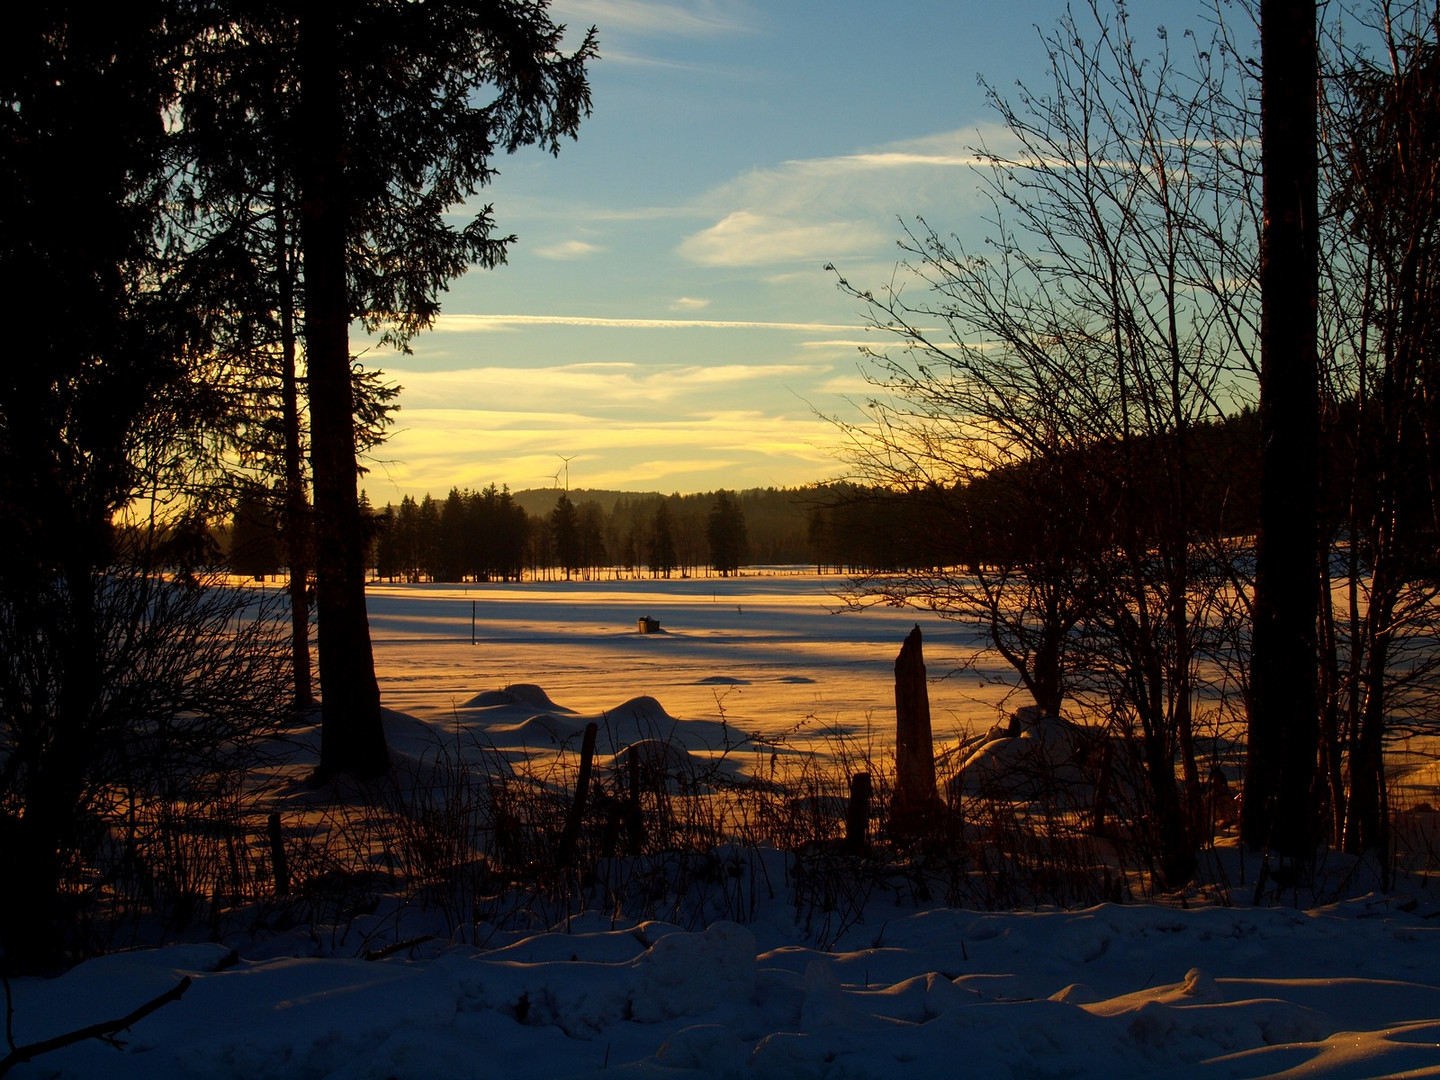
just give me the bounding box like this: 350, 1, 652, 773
558, 721, 598, 867
845, 772, 872, 854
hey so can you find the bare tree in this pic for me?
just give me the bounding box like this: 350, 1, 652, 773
1314, 0, 1440, 857
830, 0, 1261, 888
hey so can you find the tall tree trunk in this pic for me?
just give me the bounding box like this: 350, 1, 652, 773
3, 566, 97, 971
1344, 611, 1392, 856
1169, 550, 1203, 834
1316, 556, 1345, 844
297, 6, 386, 779
1142, 721, 1196, 891
275, 192, 313, 710
1243, 0, 1320, 858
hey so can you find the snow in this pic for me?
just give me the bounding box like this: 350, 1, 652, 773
6, 573, 1440, 1079
10, 896, 1440, 1079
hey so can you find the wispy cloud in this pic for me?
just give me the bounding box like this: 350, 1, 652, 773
532, 239, 603, 260
364, 404, 842, 499
430, 313, 862, 333
794, 126, 1025, 173
396, 362, 830, 410
677, 211, 887, 267
674, 127, 1012, 269
669, 296, 711, 311
549, 0, 757, 38
816, 373, 877, 396
799, 339, 876, 349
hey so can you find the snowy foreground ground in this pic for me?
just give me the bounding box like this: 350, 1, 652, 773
8, 574, 1440, 1079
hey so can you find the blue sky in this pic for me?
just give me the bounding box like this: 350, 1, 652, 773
358, 0, 1216, 502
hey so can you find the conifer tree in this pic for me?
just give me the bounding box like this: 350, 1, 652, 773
185, 1, 596, 777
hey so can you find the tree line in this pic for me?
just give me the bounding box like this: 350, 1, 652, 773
230, 414, 1277, 582
232, 485, 789, 582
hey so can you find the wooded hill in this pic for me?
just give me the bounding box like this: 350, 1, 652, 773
219, 408, 1302, 582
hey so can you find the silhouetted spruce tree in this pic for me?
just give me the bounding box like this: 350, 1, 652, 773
178, 1, 596, 779
295, 2, 596, 777
0, 4, 180, 969
0, 3, 299, 969
465, 484, 528, 581
179, 14, 406, 709
578, 500, 608, 578
650, 502, 678, 579
551, 492, 581, 580
707, 489, 748, 576
229, 485, 282, 578
437, 488, 467, 582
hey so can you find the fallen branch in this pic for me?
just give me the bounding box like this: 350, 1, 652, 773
0, 975, 192, 1077
363, 935, 435, 961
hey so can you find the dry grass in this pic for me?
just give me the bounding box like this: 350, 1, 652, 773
33, 702, 1440, 959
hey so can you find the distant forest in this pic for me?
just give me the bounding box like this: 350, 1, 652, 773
232, 484, 817, 580
223, 409, 1282, 583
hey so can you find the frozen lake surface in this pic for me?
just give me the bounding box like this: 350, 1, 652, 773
365, 571, 1016, 744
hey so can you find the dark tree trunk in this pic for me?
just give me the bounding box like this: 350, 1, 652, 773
1029, 605, 1065, 717
1142, 723, 1197, 891
1316, 550, 1346, 843
4, 565, 99, 971
1344, 569, 1396, 855
297, 7, 386, 779
845, 772, 872, 855
1243, 0, 1320, 857
275, 194, 313, 710
891, 625, 941, 837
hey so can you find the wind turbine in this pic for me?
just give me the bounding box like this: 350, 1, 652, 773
556, 453, 575, 492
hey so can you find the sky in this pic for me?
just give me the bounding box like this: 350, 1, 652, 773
357, 0, 1227, 504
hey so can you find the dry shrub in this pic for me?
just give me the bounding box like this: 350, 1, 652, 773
133, 694, 1436, 956
0, 568, 292, 969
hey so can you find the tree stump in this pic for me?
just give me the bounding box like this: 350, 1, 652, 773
891, 625, 942, 838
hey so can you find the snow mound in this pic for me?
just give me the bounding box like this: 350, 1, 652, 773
460, 683, 570, 711
597, 696, 683, 744
950, 705, 1096, 801
606, 738, 718, 790
379, 708, 464, 760
587, 696, 751, 768
442, 921, 756, 1040
483, 712, 583, 746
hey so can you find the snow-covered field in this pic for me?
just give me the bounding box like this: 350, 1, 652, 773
6, 573, 1440, 1080
363, 571, 1011, 741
